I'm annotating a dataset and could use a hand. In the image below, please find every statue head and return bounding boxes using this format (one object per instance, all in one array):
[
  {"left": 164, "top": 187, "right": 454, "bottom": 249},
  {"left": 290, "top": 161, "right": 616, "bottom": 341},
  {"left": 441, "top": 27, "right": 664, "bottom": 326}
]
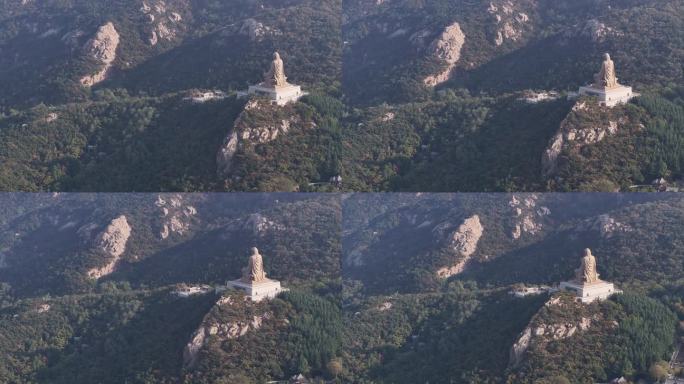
[
  {"left": 603, "top": 53, "right": 611, "bottom": 61},
  {"left": 273, "top": 52, "right": 281, "bottom": 61},
  {"left": 251, "top": 247, "right": 260, "bottom": 256},
  {"left": 583, "top": 248, "right": 593, "bottom": 258}
]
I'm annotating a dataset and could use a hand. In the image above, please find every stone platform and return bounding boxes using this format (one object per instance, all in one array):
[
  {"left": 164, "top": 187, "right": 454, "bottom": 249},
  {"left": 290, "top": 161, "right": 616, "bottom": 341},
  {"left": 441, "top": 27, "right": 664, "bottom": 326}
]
[
  {"left": 578, "top": 85, "right": 636, "bottom": 107},
  {"left": 248, "top": 83, "right": 305, "bottom": 106},
  {"left": 560, "top": 279, "right": 621, "bottom": 303},
  {"left": 228, "top": 278, "right": 286, "bottom": 302}
]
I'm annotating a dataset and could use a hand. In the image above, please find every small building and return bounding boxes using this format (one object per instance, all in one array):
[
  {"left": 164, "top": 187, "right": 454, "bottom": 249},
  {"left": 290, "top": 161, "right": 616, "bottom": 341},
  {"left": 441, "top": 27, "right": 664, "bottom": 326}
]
[
  {"left": 510, "top": 285, "right": 558, "bottom": 298},
  {"left": 183, "top": 90, "right": 228, "bottom": 103},
  {"left": 172, "top": 284, "right": 213, "bottom": 298}
]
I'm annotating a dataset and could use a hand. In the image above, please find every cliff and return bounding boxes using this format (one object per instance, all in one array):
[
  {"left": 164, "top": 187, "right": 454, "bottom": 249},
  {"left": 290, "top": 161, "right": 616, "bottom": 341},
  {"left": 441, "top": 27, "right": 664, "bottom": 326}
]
[
  {"left": 423, "top": 22, "right": 466, "bottom": 87},
  {"left": 80, "top": 22, "right": 120, "bottom": 87},
  {"left": 542, "top": 100, "right": 642, "bottom": 178},
  {"left": 86, "top": 215, "right": 132, "bottom": 279},
  {"left": 435, "top": 215, "right": 484, "bottom": 278}
]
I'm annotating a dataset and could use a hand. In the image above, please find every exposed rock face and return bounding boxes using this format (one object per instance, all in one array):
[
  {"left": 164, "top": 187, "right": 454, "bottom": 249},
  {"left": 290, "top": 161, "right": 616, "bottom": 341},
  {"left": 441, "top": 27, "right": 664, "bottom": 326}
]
[
  {"left": 239, "top": 18, "right": 270, "bottom": 42},
  {"left": 141, "top": 0, "right": 184, "bottom": 46},
  {"left": 436, "top": 215, "right": 483, "bottom": 278},
  {"left": 509, "top": 327, "right": 532, "bottom": 368},
  {"left": 80, "top": 22, "right": 120, "bottom": 87},
  {"left": 216, "top": 131, "right": 239, "bottom": 177},
  {"left": 216, "top": 100, "right": 310, "bottom": 178},
  {"left": 424, "top": 22, "right": 466, "bottom": 87},
  {"left": 583, "top": 214, "right": 633, "bottom": 238},
  {"left": 488, "top": 1, "right": 531, "bottom": 46},
  {"left": 221, "top": 213, "right": 284, "bottom": 240},
  {"left": 244, "top": 213, "right": 284, "bottom": 236},
  {"left": 582, "top": 19, "right": 616, "bottom": 42},
  {"left": 381, "top": 112, "right": 395, "bottom": 122},
  {"left": 509, "top": 195, "right": 550, "bottom": 240},
  {"left": 509, "top": 296, "right": 594, "bottom": 368},
  {"left": 36, "top": 304, "right": 51, "bottom": 313},
  {"left": 183, "top": 307, "right": 271, "bottom": 369},
  {"left": 183, "top": 326, "right": 207, "bottom": 368},
  {"left": 44, "top": 112, "right": 59, "bottom": 123},
  {"left": 87, "top": 215, "right": 131, "bottom": 279},
  {"left": 156, "top": 194, "right": 197, "bottom": 240},
  {"left": 542, "top": 102, "right": 624, "bottom": 177}
]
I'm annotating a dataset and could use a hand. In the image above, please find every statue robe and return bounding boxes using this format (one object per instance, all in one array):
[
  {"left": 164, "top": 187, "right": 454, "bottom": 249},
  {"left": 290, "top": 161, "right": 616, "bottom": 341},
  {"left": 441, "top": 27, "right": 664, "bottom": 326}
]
[
  {"left": 595, "top": 58, "right": 618, "bottom": 88},
  {"left": 576, "top": 251, "right": 599, "bottom": 283},
  {"left": 264, "top": 54, "right": 288, "bottom": 87},
  {"left": 243, "top": 250, "right": 266, "bottom": 282}
]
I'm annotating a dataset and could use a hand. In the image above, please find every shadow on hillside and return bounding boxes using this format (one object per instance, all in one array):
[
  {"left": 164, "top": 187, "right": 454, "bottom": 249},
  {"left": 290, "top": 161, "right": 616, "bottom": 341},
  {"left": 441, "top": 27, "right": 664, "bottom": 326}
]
[
  {"left": 370, "top": 292, "right": 547, "bottom": 382},
  {"left": 389, "top": 98, "right": 574, "bottom": 192},
  {"left": 35, "top": 292, "right": 217, "bottom": 383},
  {"left": 109, "top": 228, "right": 255, "bottom": 287},
  {"left": 104, "top": 32, "right": 263, "bottom": 96},
  {"left": 462, "top": 229, "right": 604, "bottom": 286},
  {"left": 448, "top": 35, "right": 599, "bottom": 94}
]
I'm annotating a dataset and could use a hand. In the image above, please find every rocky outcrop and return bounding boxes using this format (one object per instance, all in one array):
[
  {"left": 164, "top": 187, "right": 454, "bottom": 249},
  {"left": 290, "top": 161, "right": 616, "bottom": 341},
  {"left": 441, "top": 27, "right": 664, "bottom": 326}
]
[
  {"left": 36, "top": 304, "right": 51, "bottom": 313},
  {"left": 156, "top": 194, "right": 197, "bottom": 240},
  {"left": 582, "top": 19, "right": 615, "bottom": 42},
  {"left": 509, "top": 195, "right": 550, "bottom": 240},
  {"left": 509, "top": 296, "right": 596, "bottom": 368},
  {"left": 183, "top": 301, "right": 271, "bottom": 369},
  {"left": 239, "top": 18, "right": 270, "bottom": 42},
  {"left": 580, "top": 214, "right": 633, "bottom": 239},
  {"left": 436, "top": 215, "right": 483, "bottom": 278},
  {"left": 509, "top": 326, "right": 533, "bottom": 368},
  {"left": 542, "top": 102, "right": 626, "bottom": 178},
  {"left": 183, "top": 326, "right": 208, "bottom": 368},
  {"left": 217, "top": 17, "right": 275, "bottom": 42},
  {"left": 424, "top": 22, "right": 466, "bottom": 87},
  {"left": 87, "top": 215, "right": 131, "bottom": 279},
  {"left": 488, "top": 1, "right": 531, "bottom": 46},
  {"left": 221, "top": 213, "right": 284, "bottom": 239},
  {"left": 217, "top": 100, "right": 312, "bottom": 178},
  {"left": 216, "top": 131, "right": 240, "bottom": 177},
  {"left": 244, "top": 213, "right": 284, "bottom": 236},
  {"left": 141, "top": 0, "right": 184, "bottom": 46},
  {"left": 80, "top": 22, "right": 120, "bottom": 87}
]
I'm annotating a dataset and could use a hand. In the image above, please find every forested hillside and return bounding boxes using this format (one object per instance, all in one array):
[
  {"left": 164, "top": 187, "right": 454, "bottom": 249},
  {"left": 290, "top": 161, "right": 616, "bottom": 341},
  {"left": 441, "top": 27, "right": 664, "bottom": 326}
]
[
  {"left": 340, "top": 193, "right": 684, "bottom": 383},
  {"left": 0, "top": 193, "right": 343, "bottom": 383},
  {"left": 0, "top": 0, "right": 344, "bottom": 192},
  {"left": 1, "top": 0, "right": 683, "bottom": 191}
]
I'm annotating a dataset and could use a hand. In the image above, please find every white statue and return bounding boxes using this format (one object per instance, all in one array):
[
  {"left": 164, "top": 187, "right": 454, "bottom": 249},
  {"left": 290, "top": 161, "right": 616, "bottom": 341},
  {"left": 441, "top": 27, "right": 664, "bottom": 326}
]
[
  {"left": 575, "top": 248, "right": 600, "bottom": 284},
  {"left": 242, "top": 247, "right": 267, "bottom": 283},
  {"left": 594, "top": 53, "right": 619, "bottom": 89},
  {"left": 264, "top": 52, "right": 288, "bottom": 88}
]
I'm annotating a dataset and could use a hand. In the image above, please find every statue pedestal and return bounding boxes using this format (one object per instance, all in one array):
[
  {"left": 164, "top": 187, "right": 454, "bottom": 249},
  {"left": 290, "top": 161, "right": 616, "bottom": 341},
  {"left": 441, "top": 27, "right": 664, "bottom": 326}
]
[
  {"left": 560, "top": 280, "right": 621, "bottom": 303},
  {"left": 248, "top": 83, "right": 305, "bottom": 106},
  {"left": 227, "top": 278, "right": 286, "bottom": 302},
  {"left": 578, "top": 85, "right": 636, "bottom": 107}
]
